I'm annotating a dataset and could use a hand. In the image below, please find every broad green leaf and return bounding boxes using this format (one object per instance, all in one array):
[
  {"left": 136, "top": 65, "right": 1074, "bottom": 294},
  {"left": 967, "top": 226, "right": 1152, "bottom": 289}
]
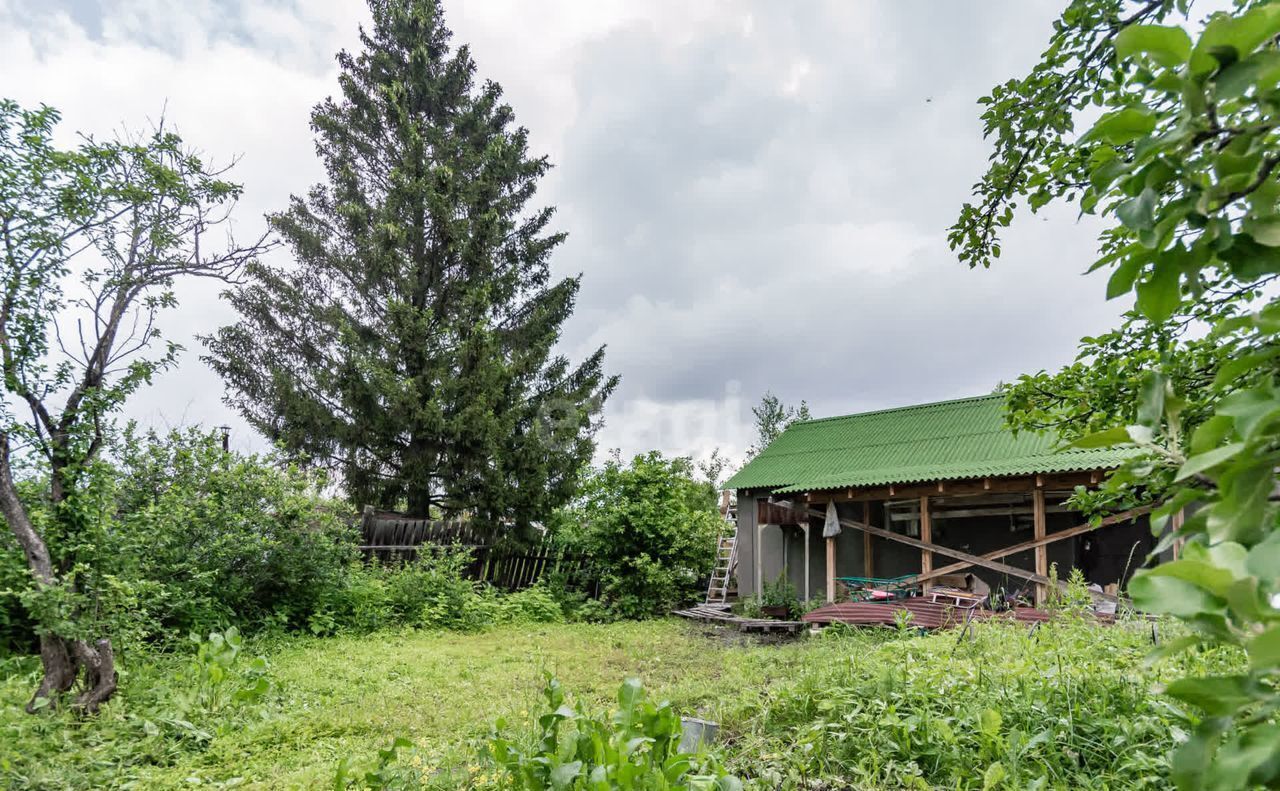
[
  {"left": 1206, "top": 723, "right": 1280, "bottom": 788},
  {"left": 1106, "top": 257, "right": 1142, "bottom": 299},
  {"left": 1248, "top": 626, "right": 1280, "bottom": 669},
  {"left": 982, "top": 762, "right": 1007, "bottom": 790},
  {"left": 1208, "top": 462, "right": 1276, "bottom": 543},
  {"left": 1171, "top": 718, "right": 1231, "bottom": 790},
  {"left": 617, "top": 677, "right": 643, "bottom": 716},
  {"left": 1175, "top": 442, "right": 1245, "bottom": 481},
  {"left": 1145, "top": 634, "right": 1203, "bottom": 666},
  {"left": 1192, "top": 6, "right": 1280, "bottom": 76},
  {"left": 1117, "top": 187, "right": 1157, "bottom": 231},
  {"left": 1228, "top": 577, "right": 1275, "bottom": 624},
  {"left": 1246, "top": 532, "right": 1280, "bottom": 578},
  {"left": 1129, "top": 572, "right": 1223, "bottom": 617},
  {"left": 1214, "top": 349, "right": 1280, "bottom": 389},
  {"left": 550, "top": 761, "right": 582, "bottom": 790},
  {"left": 1206, "top": 541, "right": 1250, "bottom": 578},
  {"left": 717, "top": 777, "right": 744, "bottom": 791},
  {"left": 1116, "top": 24, "right": 1193, "bottom": 67},
  {"left": 1088, "top": 107, "right": 1157, "bottom": 146},
  {"left": 1145, "top": 559, "right": 1237, "bottom": 598},
  {"left": 1164, "top": 675, "right": 1257, "bottom": 716},
  {"left": 1217, "top": 235, "right": 1280, "bottom": 280},
  {"left": 1216, "top": 50, "right": 1280, "bottom": 99},
  {"left": 1135, "top": 262, "right": 1181, "bottom": 322},
  {"left": 1219, "top": 386, "right": 1280, "bottom": 439},
  {"left": 1243, "top": 216, "right": 1280, "bottom": 246},
  {"left": 1136, "top": 371, "right": 1167, "bottom": 429},
  {"left": 1067, "top": 426, "right": 1133, "bottom": 448}
]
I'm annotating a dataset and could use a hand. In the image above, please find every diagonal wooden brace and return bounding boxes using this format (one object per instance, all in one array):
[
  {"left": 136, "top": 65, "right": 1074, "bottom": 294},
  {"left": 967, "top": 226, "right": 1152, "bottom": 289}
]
[
  {"left": 901, "top": 505, "right": 1153, "bottom": 586},
  {"left": 799, "top": 505, "right": 1125, "bottom": 602}
]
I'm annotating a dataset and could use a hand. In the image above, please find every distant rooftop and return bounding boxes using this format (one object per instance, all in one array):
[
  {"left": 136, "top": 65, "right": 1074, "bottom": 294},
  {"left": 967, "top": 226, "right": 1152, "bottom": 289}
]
[{"left": 724, "top": 394, "right": 1136, "bottom": 494}]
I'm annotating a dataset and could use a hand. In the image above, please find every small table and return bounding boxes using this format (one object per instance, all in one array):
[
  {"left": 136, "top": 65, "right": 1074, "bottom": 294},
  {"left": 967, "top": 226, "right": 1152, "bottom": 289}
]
[{"left": 927, "top": 588, "right": 986, "bottom": 610}]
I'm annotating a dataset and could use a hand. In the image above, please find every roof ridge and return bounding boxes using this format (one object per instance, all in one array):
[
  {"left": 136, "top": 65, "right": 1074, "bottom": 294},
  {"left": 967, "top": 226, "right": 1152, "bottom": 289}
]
[{"left": 793, "top": 393, "right": 1004, "bottom": 426}]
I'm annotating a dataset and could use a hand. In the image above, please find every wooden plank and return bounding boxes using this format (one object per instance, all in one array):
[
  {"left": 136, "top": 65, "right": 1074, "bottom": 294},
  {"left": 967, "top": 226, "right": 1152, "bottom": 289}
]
[
  {"left": 1033, "top": 488, "right": 1047, "bottom": 606},
  {"left": 900, "top": 505, "right": 1154, "bottom": 586},
  {"left": 825, "top": 536, "right": 835, "bottom": 604},
  {"left": 862, "top": 501, "right": 873, "bottom": 578},
  {"left": 798, "top": 505, "right": 1110, "bottom": 598},
  {"left": 919, "top": 495, "right": 932, "bottom": 593},
  {"left": 806, "top": 470, "right": 1106, "bottom": 503}
]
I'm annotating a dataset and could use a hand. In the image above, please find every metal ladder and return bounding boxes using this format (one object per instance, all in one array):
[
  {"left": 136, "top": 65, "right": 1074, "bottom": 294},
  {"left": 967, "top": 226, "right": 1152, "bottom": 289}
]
[{"left": 705, "top": 528, "right": 738, "bottom": 604}]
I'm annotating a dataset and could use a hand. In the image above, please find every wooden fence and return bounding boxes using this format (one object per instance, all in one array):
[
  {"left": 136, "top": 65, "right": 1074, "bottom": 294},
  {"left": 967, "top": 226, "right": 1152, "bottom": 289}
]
[{"left": 357, "top": 507, "right": 594, "bottom": 592}]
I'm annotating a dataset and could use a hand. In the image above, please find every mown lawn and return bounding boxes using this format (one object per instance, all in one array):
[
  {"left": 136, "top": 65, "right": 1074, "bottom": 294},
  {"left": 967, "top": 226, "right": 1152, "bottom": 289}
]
[{"left": 0, "top": 617, "right": 1242, "bottom": 790}]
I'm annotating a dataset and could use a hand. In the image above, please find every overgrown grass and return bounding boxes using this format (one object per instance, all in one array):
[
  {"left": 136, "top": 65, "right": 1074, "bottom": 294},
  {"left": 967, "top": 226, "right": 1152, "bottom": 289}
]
[{"left": 0, "top": 618, "right": 1245, "bottom": 790}]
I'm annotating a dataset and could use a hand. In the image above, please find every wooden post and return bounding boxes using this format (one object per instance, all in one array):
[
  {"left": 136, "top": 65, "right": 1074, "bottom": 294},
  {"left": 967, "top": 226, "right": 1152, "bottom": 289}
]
[
  {"left": 862, "top": 501, "right": 873, "bottom": 577},
  {"left": 1172, "top": 508, "right": 1186, "bottom": 560},
  {"left": 825, "top": 536, "right": 836, "bottom": 603},
  {"left": 919, "top": 495, "right": 932, "bottom": 593},
  {"left": 755, "top": 521, "right": 765, "bottom": 599},
  {"left": 1033, "top": 487, "right": 1047, "bottom": 605},
  {"left": 802, "top": 523, "right": 811, "bottom": 602}
]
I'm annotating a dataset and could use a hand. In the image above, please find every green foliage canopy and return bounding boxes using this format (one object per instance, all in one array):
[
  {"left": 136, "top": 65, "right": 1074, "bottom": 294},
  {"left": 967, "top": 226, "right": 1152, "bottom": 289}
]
[
  {"left": 956, "top": 1, "right": 1280, "bottom": 785},
  {"left": 556, "top": 452, "right": 722, "bottom": 619},
  {"left": 205, "top": 0, "right": 616, "bottom": 527}
]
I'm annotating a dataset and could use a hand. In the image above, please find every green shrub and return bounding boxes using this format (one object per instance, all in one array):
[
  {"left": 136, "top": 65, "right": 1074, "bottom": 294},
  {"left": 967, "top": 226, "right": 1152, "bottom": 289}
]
[
  {"left": 311, "top": 547, "right": 482, "bottom": 634},
  {"left": 109, "top": 427, "right": 357, "bottom": 636},
  {"left": 489, "top": 675, "right": 741, "bottom": 791},
  {"left": 1, "top": 427, "right": 357, "bottom": 652},
  {"left": 498, "top": 585, "right": 565, "bottom": 624},
  {"left": 761, "top": 569, "right": 800, "bottom": 617},
  {"left": 553, "top": 452, "right": 721, "bottom": 619}
]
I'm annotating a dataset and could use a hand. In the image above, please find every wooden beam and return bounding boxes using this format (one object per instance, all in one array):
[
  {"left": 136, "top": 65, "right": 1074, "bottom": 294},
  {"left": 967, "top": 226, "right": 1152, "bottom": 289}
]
[
  {"left": 1033, "top": 487, "right": 1047, "bottom": 606},
  {"left": 862, "top": 501, "right": 873, "bottom": 578},
  {"left": 801, "top": 506, "right": 1061, "bottom": 590},
  {"left": 803, "top": 523, "right": 811, "bottom": 602},
  {"left": 825, "top": 536, "right": 836, "bottom": 603},
  {"left": 919, "top": 495, "right": 932, "bottom": 593},
  {"left": 802, "top": 470, "right": 1109, "bottom": 504},
  {"left": 755, "top": 521, "right": 765, "bottom": 599},
  {"left": 901, "top": 505, "right": 1154, "bottom": 585}
]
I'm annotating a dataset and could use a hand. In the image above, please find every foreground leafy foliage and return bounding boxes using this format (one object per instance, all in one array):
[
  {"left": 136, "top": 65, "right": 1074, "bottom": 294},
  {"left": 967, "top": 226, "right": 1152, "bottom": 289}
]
[
  {"left": 956, "top": 2, "right": 1280, "bottom": 785},
  {"left": 489, "top": 676, "right": 740, "bottom": 790}
]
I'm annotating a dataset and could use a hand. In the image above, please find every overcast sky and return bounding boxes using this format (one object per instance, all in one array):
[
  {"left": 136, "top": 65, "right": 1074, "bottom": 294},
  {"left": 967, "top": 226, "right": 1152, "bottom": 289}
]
[{"left": 1, "top": 0, "right": 1127, "bottom": 468}]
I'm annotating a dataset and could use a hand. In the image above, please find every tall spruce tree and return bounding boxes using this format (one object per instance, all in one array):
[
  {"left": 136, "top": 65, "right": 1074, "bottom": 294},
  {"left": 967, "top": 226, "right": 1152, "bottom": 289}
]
[{"left": 204, "top": 0, "right": 615, "bottom": 525}]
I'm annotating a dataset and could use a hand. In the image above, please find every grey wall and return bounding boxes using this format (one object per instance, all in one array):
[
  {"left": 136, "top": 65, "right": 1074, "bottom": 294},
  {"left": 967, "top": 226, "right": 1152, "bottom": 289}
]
[{"left": 735, "top": 492, "right": 825, "bottom": 599}]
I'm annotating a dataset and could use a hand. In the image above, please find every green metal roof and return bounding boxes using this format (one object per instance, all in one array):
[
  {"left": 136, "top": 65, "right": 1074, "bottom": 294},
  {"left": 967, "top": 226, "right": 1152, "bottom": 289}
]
[{"left": 724, "top": 394, "right": 1136, "bottom": 494}]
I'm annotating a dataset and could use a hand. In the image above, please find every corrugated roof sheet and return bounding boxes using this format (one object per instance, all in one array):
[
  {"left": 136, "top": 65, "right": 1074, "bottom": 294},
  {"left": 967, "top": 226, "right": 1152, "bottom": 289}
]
[{"left": 724, "top": 394, "right": 1137, "bottom": 493}]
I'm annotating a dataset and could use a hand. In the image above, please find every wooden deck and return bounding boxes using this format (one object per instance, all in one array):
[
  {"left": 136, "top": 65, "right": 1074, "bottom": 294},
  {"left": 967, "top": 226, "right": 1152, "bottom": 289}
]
[{"left": 673, "top": 604, "right": 807, "bottom": 634}]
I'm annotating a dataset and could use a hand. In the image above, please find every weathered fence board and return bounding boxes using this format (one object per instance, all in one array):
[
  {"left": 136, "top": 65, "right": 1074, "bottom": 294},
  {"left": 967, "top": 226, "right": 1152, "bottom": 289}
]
[{"left": 356, "top": 506, "right": 594, "bottom": 592}]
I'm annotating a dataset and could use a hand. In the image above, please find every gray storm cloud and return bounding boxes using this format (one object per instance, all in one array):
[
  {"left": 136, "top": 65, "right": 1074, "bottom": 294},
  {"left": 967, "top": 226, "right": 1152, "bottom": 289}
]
[{"left": 2, "top": 0, "right": 1127, "bottom": 466}]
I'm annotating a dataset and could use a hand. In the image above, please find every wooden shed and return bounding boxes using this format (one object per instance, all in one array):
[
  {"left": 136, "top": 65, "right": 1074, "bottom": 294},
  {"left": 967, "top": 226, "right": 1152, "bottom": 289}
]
[{"left": 724, "top": 394, "right": 1156, "bottom": 606}]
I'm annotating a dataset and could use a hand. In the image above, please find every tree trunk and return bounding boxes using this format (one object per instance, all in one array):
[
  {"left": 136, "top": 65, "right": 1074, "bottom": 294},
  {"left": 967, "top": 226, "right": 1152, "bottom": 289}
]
[{"left": 0, "top": 436, "right": 118, "bottom": 713}]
